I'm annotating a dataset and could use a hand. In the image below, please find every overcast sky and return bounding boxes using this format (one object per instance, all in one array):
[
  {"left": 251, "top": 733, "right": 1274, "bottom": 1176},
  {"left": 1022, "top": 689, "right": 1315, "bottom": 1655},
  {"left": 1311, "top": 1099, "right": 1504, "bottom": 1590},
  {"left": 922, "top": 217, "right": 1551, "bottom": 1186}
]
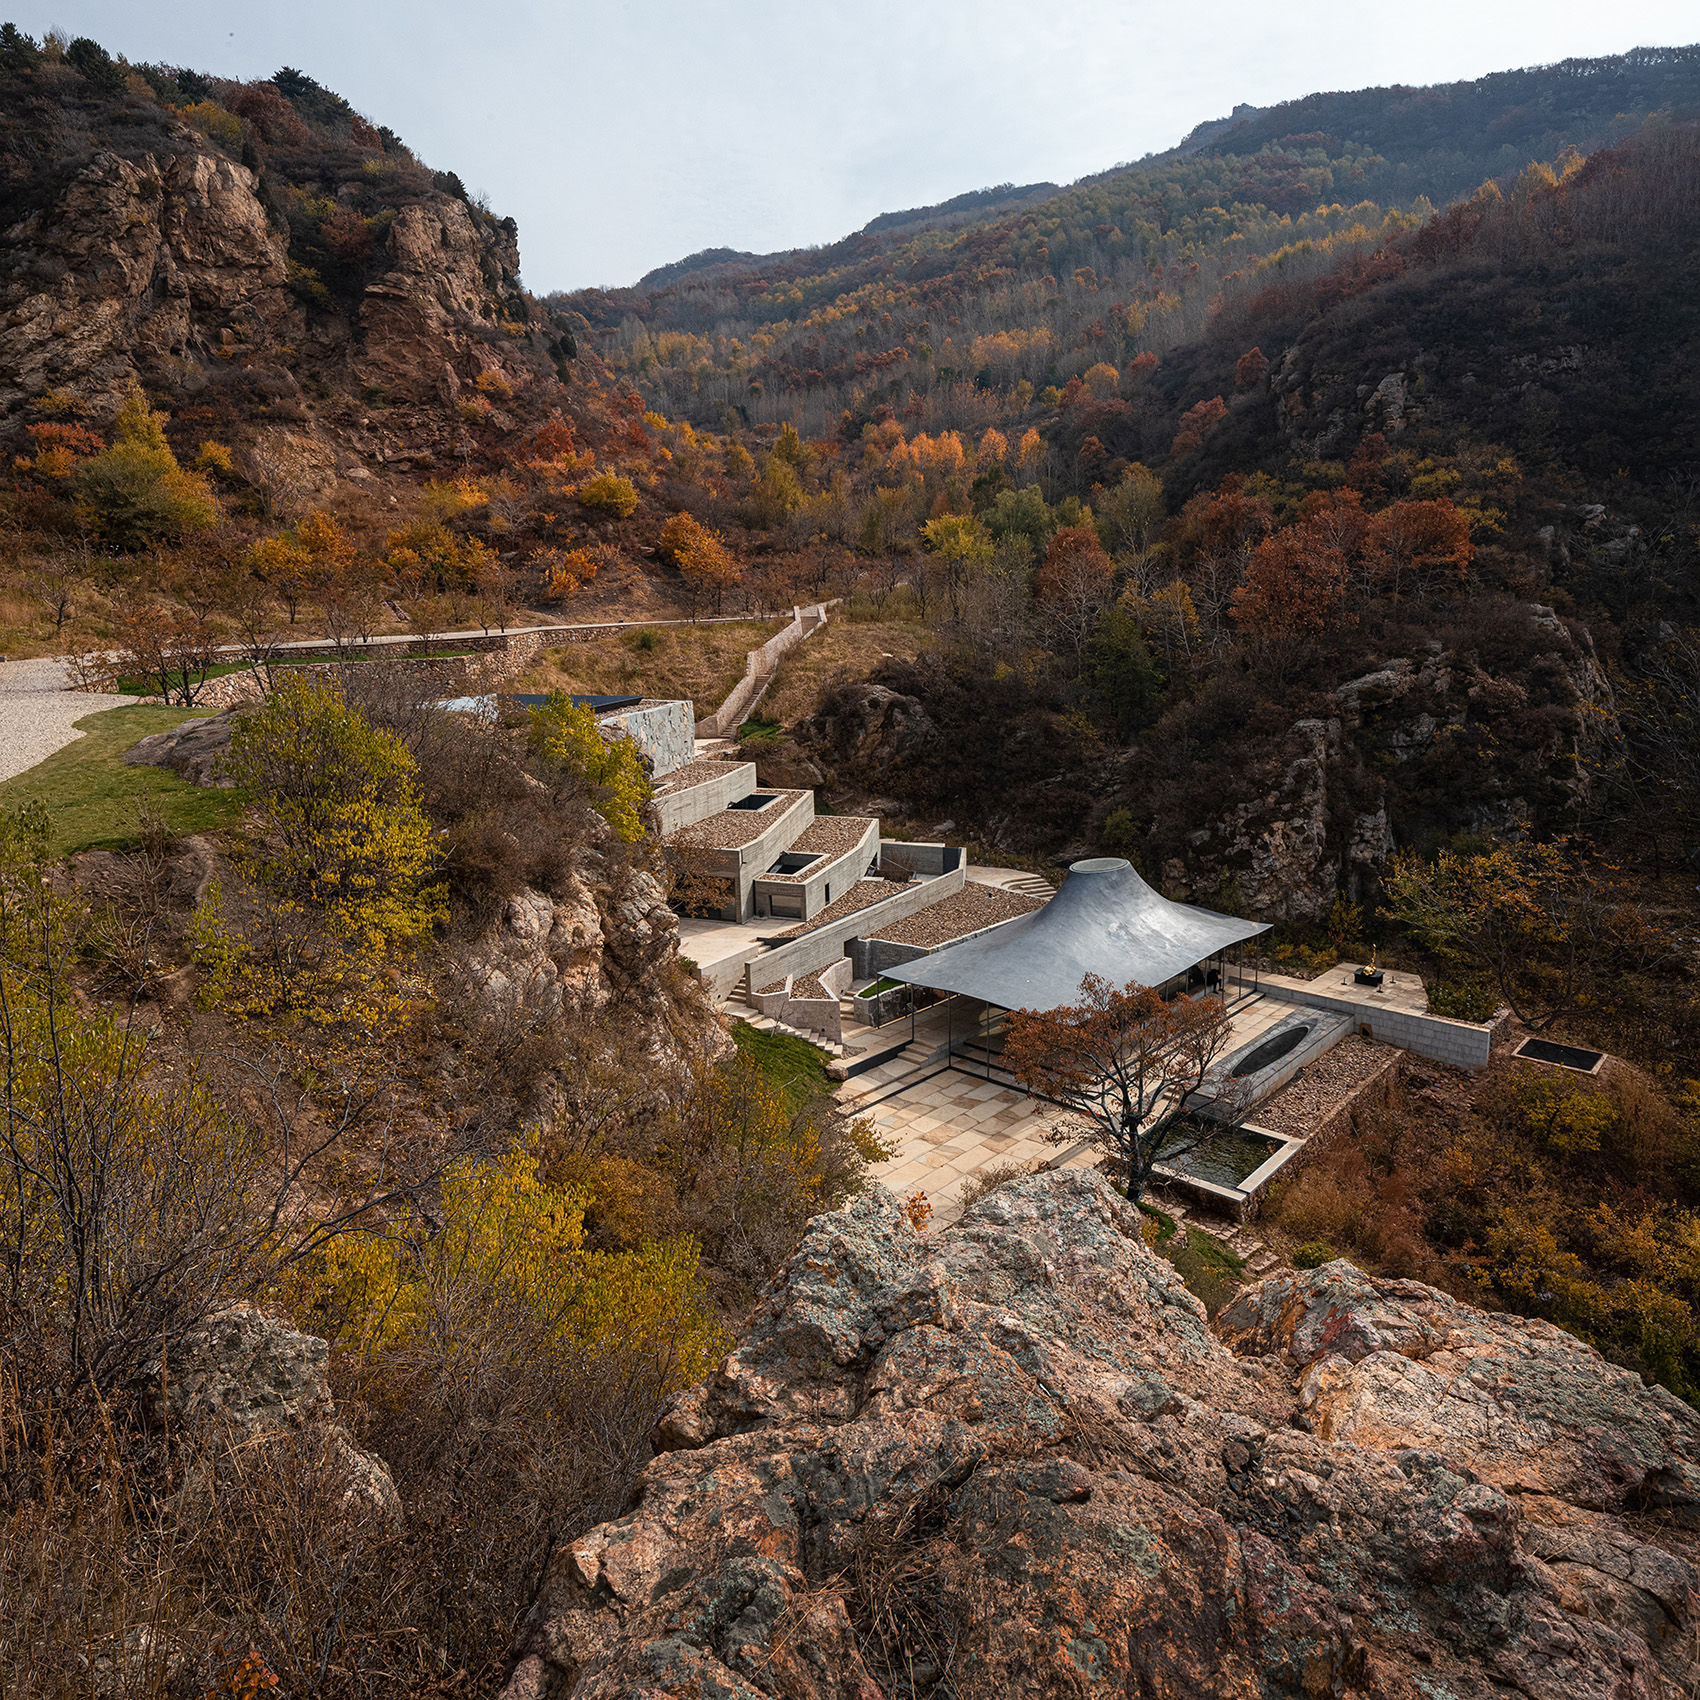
[{"left": 40, "top": 1, "right": 1700, "bottom": 292}]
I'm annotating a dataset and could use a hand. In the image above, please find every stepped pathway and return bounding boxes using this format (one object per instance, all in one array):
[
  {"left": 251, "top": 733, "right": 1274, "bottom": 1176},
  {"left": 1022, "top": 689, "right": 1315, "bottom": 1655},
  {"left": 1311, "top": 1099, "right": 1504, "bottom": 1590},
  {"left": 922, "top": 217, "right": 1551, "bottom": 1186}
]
[
  {"left": 722, "top": 993, "right": 854, "bottom": 1058},
  {"left": 1143, "top": 1187, "right": 1286, "bottom": 1279}
]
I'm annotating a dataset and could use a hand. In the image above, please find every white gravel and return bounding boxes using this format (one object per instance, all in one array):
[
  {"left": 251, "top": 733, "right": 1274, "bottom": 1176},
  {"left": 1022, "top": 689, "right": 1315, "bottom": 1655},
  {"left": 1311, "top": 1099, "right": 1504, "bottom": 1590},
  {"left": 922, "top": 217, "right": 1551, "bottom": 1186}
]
[{"left": 0, "top": 658, "right": 136, "bottom": 784}]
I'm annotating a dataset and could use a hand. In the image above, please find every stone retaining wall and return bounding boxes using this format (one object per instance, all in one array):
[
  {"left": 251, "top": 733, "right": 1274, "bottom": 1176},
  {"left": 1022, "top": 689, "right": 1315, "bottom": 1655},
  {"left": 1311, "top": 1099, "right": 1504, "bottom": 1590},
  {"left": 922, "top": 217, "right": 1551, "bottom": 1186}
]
[
  {"left": 1251, "top": 978, "right": 1494, "bottom": 1068},
  {"left": 695, "top": 604, "right": 831, "bottom": 737}
]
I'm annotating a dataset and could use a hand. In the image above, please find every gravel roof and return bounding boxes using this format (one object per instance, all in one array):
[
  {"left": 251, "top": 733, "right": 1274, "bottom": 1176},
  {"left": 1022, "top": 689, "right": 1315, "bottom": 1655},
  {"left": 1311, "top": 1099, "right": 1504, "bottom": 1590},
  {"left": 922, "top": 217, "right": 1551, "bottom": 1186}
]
[
  {"left": 789, "top": 815, "right": 876, "bottom": 854},
  {"left": 868, "top": 884, "right": 1043, "bottom": 948},
  {"left": 773, "top": 878, "right": 910, "bottom": 938},
  {"left": 665, "top": 789, "right": 809, "bottom": 850},
  {"left": 1251, "top": 1036, "right": 1395, "bottom": 1137},
  {"left": 654, "top": 756, "right": 749, "bottom": 796},
  {"left": 760, "top": 817, "right": 878, "bottom": 883}
]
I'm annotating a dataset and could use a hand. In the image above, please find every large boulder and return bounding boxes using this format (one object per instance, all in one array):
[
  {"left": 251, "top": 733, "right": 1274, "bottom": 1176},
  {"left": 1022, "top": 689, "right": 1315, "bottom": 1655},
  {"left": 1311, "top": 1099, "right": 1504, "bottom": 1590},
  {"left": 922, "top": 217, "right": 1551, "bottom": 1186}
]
[
  {"left": 497, "top": 1173, "right": 1700, "bottom": 1698},
  {"left": 122, "top": 712, "right": 236, "bottom": 786},
  {"left": 136, "top": 1306, "right": 402, "bottom": 1534},
  {"left": 1219, "top": 1260, "right": 1700, "bottom": 1522}
]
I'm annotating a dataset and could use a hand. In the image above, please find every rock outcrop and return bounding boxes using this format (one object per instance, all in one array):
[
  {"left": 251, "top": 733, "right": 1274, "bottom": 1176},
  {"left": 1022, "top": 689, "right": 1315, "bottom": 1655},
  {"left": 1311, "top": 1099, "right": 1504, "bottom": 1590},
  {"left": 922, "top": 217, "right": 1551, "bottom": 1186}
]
[
  {"left": 1166, "top": 607, "right": 1607, "bottom": 921},
  {"left": 0, "top": 143, "right": 294, "bottom": 412},
  {"left": 122, "top": 711, "right": 237, "bottom": 786},
  {"left": 0, "top": 120, "right": 552, "bottom": 465},
  {"left": 136, "top": 1305, "right": 403, "bottom": 1533},
  {"left": 499, "top": 1172, "right": 1700, "bottom": 1698}
]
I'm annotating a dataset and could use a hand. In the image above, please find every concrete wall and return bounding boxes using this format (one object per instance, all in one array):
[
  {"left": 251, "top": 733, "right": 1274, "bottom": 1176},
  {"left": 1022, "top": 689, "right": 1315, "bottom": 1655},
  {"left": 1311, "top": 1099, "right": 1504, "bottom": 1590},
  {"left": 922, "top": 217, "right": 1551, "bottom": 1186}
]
[
  {"left": 848, "top": 937, "right": 930, "bottom": 980},
  {"left": 746, "top": 856, "right": 967, "bottom": 993},
  {"left": 696, "top": 604, "right": 831, "bottom": 738},
  {"left": 601, "top": 699, "right": 693, "bottom": 779},
  {"left": 749, "top": 956, "right": 852, "bottom": 1045},
  {"left": 751, "top": 818, "right": 879, "bottom": 922},
  {"left": 846, "top": 904, "right": 1020, "bottom": 982},
  {"left": 675, "top": 791, "right": 814, "bottom": 922},
  {"left": 877, "top": 840, "right": 962, "bottom": 877},
  {"left": 654, "top": 762, "right": 756, "bottom": 835},
  {"left": 1249, "top": 977, "right": 1493, "bottom": 1068}
]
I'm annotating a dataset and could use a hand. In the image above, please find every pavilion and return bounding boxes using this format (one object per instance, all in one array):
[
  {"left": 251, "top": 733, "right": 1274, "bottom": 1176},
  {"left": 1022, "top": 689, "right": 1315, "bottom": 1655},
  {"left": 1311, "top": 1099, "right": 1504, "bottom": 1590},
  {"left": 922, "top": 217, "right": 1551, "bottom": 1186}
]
[{"left": 882, "top": 857, "right": 1270, "bottom": 1016}]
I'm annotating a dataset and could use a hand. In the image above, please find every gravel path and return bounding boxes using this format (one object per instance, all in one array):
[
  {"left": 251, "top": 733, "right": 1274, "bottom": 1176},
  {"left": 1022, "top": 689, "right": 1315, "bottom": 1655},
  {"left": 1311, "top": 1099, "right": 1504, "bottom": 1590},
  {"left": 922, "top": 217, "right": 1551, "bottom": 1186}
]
[{"left": 0, "top": 659, "right": 136, "bottom": 784}]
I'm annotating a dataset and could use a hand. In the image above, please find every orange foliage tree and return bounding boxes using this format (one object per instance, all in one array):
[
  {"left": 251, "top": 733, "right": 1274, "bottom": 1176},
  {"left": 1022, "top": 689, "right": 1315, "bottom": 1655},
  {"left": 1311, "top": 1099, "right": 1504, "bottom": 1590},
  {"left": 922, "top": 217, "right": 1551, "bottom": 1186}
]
[
  {"left": 1003, "top": 974, "right": 1238, "bottom": 1201},
  {"left": 1231, "top": 521, "right": 1353, "bottom": 637},
  {"left": 1171, "top": 395, "right": 1227, "bottom": 456},
  {"left": 1366, "top": 499, "right": 1475, "bottom": 598},
  {"left": 1235, "top": 347, "right": 1269, "bottom": 390},
  {"left": 660, "top": 512, "right": 740, "bottom": 613}
]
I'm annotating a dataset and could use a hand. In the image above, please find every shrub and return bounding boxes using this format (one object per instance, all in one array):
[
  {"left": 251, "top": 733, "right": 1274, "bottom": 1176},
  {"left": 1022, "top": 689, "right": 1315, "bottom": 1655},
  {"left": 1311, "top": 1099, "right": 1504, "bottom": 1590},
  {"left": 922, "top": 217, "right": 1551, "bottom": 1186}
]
[
  {"left": 527, "top": 692, "right": 652, "bottom": 842},
  {"left": 320, "top": 206, "right": 373, "bottom": 266},
  {"left": 957, "top": 1159, "right": 1041, "bottom": 1211},
  {"left": 1293, "top": 1240, "right": 1337, "bottom": 1269},
  {"left": 1429, "top": 978, "right": 1499, "bottom": 1022},
  {"left": 71, "top": 381, "right": 218, "bottom": 548},
  {"left": 181, "top": 98, "right": 242, "bottom": 145},
  {"left": 576, "top": 472, "right": 639, "bottom": 520},
  {"left": 194, "top": 677, "right": 447, "bottom": 1027}
]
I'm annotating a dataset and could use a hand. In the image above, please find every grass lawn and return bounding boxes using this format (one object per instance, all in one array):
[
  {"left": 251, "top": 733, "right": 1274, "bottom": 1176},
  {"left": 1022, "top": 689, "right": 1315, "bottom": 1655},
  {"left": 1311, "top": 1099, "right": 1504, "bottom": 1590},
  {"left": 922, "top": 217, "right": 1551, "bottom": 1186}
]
[
  {"left": 0, "top": 706, "right": 243, "bottom": 854},
  {"left": 1161, "top": 1221, "right": 1249, "bottom": 1318},
  {"left": 732, "top": 1019, "right": 836, "bottom": 1114}
]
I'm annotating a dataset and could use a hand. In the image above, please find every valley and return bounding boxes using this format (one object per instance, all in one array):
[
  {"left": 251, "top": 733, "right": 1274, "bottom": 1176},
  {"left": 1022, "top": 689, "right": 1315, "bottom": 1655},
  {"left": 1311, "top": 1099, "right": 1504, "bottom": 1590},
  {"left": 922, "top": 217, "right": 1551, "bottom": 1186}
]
[{"left": 0, "top": 23, "right": 1697, "bottom": 1700}]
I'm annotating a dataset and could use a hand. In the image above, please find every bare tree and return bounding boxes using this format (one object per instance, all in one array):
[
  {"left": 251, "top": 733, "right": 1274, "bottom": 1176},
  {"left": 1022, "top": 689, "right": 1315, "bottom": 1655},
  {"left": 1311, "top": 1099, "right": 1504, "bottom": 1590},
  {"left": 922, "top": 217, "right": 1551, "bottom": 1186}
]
[{"left": 1003, "top": 973, "right": 1238, "bottom": 1201}]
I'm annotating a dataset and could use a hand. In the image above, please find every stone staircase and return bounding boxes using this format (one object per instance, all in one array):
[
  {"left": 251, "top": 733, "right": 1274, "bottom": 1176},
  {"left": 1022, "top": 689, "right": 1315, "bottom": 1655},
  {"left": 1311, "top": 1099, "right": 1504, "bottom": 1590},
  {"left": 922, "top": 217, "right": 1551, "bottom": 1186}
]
[
  {"left": 1002, "top": 873, "right": 1058, "bottom": 899},
  {"left": 722, "top": 994, "right": 854, "bottom": 1057},
  {"left": 1143, "top": 1188, "right": 1285, "bottom": 1280}
]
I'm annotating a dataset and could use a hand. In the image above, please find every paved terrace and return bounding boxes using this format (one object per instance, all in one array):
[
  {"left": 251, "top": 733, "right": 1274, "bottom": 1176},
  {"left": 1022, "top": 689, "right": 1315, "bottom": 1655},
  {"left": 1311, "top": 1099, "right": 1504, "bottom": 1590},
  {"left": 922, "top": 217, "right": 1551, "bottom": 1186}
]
[{"left": 840, "top": 990, "right": 1302, "bottom": 1225}]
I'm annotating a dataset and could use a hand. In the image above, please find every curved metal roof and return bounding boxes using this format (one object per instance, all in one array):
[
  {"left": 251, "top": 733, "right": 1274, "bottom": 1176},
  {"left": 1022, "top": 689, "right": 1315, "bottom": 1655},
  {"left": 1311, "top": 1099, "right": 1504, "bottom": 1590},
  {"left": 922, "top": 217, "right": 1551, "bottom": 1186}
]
[{"left": 883, "top": 858, "right": 1269, "bottom": 1011}]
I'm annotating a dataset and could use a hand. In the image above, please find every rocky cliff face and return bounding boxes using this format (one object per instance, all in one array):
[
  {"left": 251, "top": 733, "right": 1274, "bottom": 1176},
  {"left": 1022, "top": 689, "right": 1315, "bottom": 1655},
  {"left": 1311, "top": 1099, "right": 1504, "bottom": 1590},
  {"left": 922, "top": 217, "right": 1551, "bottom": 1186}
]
[
  {"left": 1165, "top": 604, "right": 1607, "bottom": 920},
  {"left": 498, "top": 1172, "right": 1700, "bottom": 1698},
  {"left": 0, "top": 120, "right": 551, "bottom": 472},
  {"left": 795, "top": 604, "right": 1603, "bottom": 921}
]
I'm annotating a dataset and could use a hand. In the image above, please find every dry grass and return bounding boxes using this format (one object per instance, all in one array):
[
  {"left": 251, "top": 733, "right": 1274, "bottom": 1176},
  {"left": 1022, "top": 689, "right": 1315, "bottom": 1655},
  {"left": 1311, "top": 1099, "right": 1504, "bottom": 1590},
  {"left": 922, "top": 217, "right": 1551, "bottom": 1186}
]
[
  {"left": 761, "top": 618, "right": 932, "bottom": 727},
  {"left": 512, "top": 618, "right": 785, "bottom": 718},
  {"left": 0, "top": 588, "right": 59, "bottom": 658}
]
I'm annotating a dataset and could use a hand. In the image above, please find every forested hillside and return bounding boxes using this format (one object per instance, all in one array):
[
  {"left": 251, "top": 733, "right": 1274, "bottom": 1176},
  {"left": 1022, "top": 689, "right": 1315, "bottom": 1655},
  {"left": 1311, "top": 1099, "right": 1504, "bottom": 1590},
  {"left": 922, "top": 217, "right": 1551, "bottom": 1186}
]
[{"left": 558, "top": 44, "right": 1700, "bottom": 439}]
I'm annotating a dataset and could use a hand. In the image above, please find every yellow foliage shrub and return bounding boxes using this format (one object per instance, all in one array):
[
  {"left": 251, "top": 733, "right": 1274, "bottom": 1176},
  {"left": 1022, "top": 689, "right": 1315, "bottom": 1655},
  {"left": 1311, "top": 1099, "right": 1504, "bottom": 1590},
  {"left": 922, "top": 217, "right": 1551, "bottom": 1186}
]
[
  {"left": 576, "top": 472, "right": 640, "bottom": 520},
  {"left": 528, "top": 691, "right": 652, "bottom": 842},
  {"left": 304, "top": 1148, "right": 727, "bottom": 1384},
  {"left": 181, "top": 99, "right": 242, "bottom": 145}
]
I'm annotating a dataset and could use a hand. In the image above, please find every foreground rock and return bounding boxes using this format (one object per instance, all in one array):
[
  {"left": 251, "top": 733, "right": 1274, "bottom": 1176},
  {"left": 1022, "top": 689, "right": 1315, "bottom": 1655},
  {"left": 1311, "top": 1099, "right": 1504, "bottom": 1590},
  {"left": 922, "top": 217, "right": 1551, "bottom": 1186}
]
[
  {"left": 499, "top": 1172, "right": 1700, "bottom": 1699},
  {"left": 136, "top": 1305, "right": 402, "bottom": 1533}
]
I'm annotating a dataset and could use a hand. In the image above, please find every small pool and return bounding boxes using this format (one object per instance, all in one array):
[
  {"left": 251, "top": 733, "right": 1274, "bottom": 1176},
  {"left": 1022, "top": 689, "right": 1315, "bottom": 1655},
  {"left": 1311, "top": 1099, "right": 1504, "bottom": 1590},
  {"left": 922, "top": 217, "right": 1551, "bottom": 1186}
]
[
  {"left": 1231, "top": 1023, "right": 1312, "bottom": 1078},
  {"left": 1156, "top": 1120, "right": 1282, "bottom": 1188}
]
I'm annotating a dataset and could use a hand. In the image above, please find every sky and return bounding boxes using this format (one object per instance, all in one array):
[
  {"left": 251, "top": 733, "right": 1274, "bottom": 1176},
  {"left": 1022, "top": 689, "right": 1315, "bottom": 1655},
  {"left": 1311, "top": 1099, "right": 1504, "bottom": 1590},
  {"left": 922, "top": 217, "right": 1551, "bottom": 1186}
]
[{"left": 39, "top": 1, "right": 1700, "bottom": 292}]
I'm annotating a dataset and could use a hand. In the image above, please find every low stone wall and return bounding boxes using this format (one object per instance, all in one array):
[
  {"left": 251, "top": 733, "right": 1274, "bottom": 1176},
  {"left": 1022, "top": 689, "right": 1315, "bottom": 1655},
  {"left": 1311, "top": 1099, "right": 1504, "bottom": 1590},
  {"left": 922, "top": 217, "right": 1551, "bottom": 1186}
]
[
  {"left": 1252, "top": 978, "right": 1493, "bottom": 1069},
  {"left": 696, "top": 604, "right": 831, "bottom": 738},
  {"left": 1283, "top": 1047, "right": 1404, "bottom": 1162},
  {"left": 186, "top": 653, "right": 502, "bottom": 711}
]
